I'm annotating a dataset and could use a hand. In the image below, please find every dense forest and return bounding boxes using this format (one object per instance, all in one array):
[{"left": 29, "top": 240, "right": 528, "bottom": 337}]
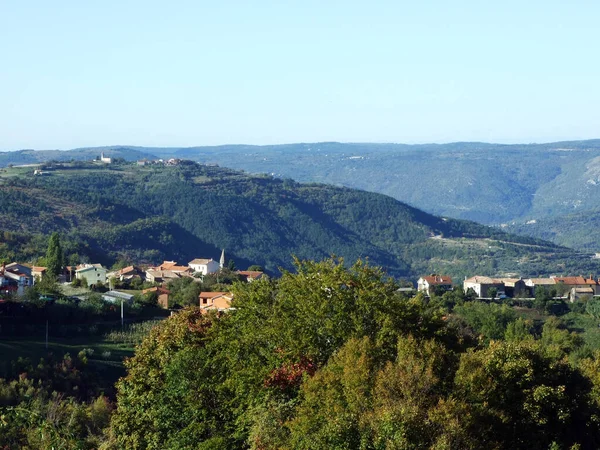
[
  {"left": 3, "top": 258, "right": 600, "bottom": 449},
  {"left": 5, "top": 140, "right": 600, "bottom": 251},
  {"left": 0, "top": 161, "right": 594, "bottom": 279}
]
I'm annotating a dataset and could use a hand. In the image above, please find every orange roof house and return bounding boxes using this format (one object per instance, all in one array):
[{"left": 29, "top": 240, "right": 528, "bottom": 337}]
[
  {"left": 237, "top": 270, "right": 265, "bottom": 282},
  {"left": 143, "top": 286, "right": 171, "bottom": 308},
  {"left": 198, "top": 291, "right": 234, "bottom": 313},
  {"left": 417, "top": 275, "right": 453, "bottom": 296}
]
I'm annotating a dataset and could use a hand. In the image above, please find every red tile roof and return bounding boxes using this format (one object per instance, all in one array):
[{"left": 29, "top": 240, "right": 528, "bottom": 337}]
[
  {"left": 421, "top": 275, "right": 452, "bottom": 285},
  {"left": 237, "top": 270, "right": 264, "bottom": 279},
  {"left": 552, "top": 276, "right": 597, "bottom": 286}
]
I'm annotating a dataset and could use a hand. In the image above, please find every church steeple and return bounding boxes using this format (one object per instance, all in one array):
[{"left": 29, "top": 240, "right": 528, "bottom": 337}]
[{"left": 220, "top": 249, "right": 225, "bottom": 269}]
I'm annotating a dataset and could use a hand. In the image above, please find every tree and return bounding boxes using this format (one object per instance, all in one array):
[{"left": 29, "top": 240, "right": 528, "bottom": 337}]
[
  {"left": 108, "top": 309, "right": 231, "bottom": 449},
  {"left": 227, "top": 259, "right": 237, "bottom": 271},
  {"left": 247, "top": 265, "right": 264, "bottom": 272},
  {"left": 454, "top": 302, "right": 516, "bottom": 340},
  {"left": 454, "top": 340, "right": 595, "bottom": 449},
  {"left": 586, "top": 298, "right": 600, "bottom": 320},
  {"left": 45, "top": 232, "right": 64, "bottom": 277}
]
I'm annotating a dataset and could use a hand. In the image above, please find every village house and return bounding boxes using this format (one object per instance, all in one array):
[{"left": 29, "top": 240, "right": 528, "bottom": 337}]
[
  {"left": 417, "top": 274, "right": 453, "bottom": 296},
  {"left": 551, "top": 276, "right": 599, "bottom": 301},
  {"left": 525, "top": 278, "right": 556, "bottom": 291},
  {"left": 463, "top": 276, "right": 506, "bottom": 298},
  {"left": 496, "top": 278, "right": 529, "bottom": 298},
  {"left": 108, "top": 265, "right": 143, "bottom": 282},
  {"left": 237, "top": 270, "right": 265, "bottom": 282},
  {"left": 31, "top": 266, "right": 47, "bottom": 280},
  {"left": 143, "top": 286, "right": 171, "bottom": 309},
  {"left": 145, "top": 269, "right": 183, "bottom": 284},
  {"left": 188, "top": 258, "right": 220, "bottom": 275},
  {"left": 145, "top": 261, "right": 192, "bottom": 283},
  {"left": 75, "top": 264, "right": 108, "bottom": 286},
  {"left": 155, "top": 261, "right": 192, "bottom": 274},
  {"left": 199, "top": 291, "right": 234, "bottom": 314},
  {"left": 1, "top": 263, "right": 34, "bottom": 295},
  {"left": 551, "top": 276, "right": 598, "bottom": 294}
]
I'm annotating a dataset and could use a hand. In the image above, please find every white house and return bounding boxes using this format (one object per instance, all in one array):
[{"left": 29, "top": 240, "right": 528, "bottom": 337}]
[
  {"left": 188, "top": 258, "right": 220, "bottom": 275},
  {"left": 417, "top": 275, "right": 453, "bottom": 296},
  {"left": 100, "top": 152, "right": 112, "bottom": 164}
]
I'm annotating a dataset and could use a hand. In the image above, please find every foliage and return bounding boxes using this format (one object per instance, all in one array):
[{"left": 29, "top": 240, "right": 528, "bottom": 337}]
[
  {"left": 45, "top": 232, "right": 64, "bottom": 277},
  {"left": 454, "top": 301, "right": 517, "bottom": 340},
  {"left": 2, "top": 256, "right": 600, "bottom": 448},
  {"left": 0, "top": 352, "right": 113, "bottom": 449}
]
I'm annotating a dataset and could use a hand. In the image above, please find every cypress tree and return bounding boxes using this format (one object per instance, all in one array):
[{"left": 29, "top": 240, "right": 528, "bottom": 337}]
[{"left": 45, "top": 232, "right": 64, "bottom": 277}]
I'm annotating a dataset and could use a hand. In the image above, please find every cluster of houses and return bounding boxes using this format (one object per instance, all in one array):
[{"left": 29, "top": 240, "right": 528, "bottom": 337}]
[
  {"left": 417, "top": 274, "right": 600, "bottom": 302},
  {"left": 136, "top": 158, "right": 183, "bottom": 166},
  {"left": 0, "top": 247, "right": 265, "bottom": 315},
  {"left": 0, "top": 263, "right": 47, "bottom": 295},
  {"left": 70, "top": 251, "right": 264, "bottom": 311}
]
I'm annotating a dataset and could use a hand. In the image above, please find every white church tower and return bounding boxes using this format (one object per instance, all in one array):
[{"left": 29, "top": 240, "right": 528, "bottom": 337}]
[{"left": 219, "top": 249, "right": 225, "bottom": 269}]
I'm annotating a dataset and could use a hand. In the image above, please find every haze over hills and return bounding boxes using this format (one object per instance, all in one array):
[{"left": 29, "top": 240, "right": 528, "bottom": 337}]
[
  {"left": 0, "top": 160, "right": 594, "bottom": 280},
  {"left": 5, "top": 139, "right": 600, "bottom": 251}
]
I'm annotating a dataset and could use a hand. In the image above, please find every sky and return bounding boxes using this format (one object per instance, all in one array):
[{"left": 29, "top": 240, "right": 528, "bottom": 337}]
[{"left": 1, "top": 0, "right": 599, "bottom": 150}]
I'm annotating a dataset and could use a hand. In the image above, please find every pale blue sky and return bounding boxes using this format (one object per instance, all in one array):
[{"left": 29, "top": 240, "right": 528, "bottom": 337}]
[{"left": 1, "top": 1, "right": 598, "bottom": 150}]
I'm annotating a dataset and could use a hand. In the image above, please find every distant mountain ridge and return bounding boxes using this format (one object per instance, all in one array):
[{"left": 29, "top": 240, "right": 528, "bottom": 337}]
[{"left": 5, "top": 139, "right": 600, "bottom": 251}]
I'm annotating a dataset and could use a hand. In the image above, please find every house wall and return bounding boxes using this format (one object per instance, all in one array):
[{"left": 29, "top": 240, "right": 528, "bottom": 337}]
[
  {"left": 158, "top": 293, "right": 169, "bottom": 308},
  {"left": 463, "top": 281, "right": 482, "bottom": 297},
  {"left": 191, "top": 261, "right": 220, "bottom": 275},
  {"left": 464, "top": 282, "right": 503, "bottom": 298},
  {"left": 76, "top": 268, "right": 107, "bottom": 285}
]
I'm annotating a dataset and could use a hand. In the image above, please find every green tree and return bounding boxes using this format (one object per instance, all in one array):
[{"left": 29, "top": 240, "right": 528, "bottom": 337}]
[
  {"left": 586, "top": 298, "right": 600, "bottom": 320},
  {"left": 504, "top": 317, "right": 533, "bottom": 342},
  {"left": 454, "top": 301, "right": 516, "bottom": 340},
  {"left": 45, "top": 232, "right": 64, "bottom": 277},
  {"left": 108, "top": 309, "right": 231, "bottom": 449},
  {"left": 454, "top": 340, "right": 595, "bottom": 449}
]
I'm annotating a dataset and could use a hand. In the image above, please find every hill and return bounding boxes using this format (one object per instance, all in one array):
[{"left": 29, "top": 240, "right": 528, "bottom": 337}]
[
  {"left": 6, "top": 140, "right": 600, "bottom": 250},
  {"left": 0, "top": 146, "right": 156, "bottom": 166},
  {"left": 0, "top": 161, "right": 593, "bottom": 279},
  {"left": 506, "top": 208, "right": 600, "bottom": 252}
]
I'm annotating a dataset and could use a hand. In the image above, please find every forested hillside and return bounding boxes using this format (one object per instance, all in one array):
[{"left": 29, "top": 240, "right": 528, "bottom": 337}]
[
  {"left": 507, "top": 208, "right": 600, "bottom": 251},
  {"left": 0, "top": 161, "right": 593, "bottom": 279},
  {"left": 148, "top": 140, "right": 600, "bottom": 225},
  {"left": 5, "top": 140, "right": 600, "bottom": 251}
]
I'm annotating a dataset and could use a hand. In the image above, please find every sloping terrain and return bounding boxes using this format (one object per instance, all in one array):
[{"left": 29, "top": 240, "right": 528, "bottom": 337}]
[
  {"left": 0, "top": 161, "right": 593, "bottom": 279},
  {"left": 5, "top": 141, "right": 600, "bottom": 251}
]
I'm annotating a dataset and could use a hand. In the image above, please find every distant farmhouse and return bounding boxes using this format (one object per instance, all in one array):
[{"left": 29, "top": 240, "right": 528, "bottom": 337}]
[{"left": 417, "top": 275, "right": 452, "bottom": 296}]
